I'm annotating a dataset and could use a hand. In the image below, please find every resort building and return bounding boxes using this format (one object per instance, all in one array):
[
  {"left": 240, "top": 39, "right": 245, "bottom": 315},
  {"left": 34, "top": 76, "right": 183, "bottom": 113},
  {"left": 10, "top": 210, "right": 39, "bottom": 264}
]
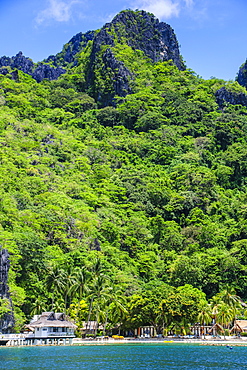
[
  {"left": 24, "top": 311, "right": 77, "bottom": 345},
  {"left": 134, "top": 326, "right": 157, "bottom": 338},
  {"left": 232, "top": 320, "right": 247, "bottom": 333},
  {"left": 81, "top": 321, "right": 104, "bottom": 337}
]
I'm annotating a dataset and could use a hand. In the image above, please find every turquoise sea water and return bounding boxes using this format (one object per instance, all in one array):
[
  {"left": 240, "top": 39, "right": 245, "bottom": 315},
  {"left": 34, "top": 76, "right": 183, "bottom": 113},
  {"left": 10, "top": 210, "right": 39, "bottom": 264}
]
[{"left": 1, "top": 343, "right": 247, "bottom": 370}]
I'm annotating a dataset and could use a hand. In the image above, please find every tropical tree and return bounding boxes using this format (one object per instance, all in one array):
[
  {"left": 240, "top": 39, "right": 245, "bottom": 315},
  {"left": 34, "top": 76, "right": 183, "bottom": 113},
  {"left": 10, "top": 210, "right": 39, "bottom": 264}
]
[
  {"left": 107, "top": 286, "right": 128, "bottom": 335},
  {"left": 30, "top": 296, "right": 47, "bottom": 316},
  {"left": 63, "top": 267, "right": 78, "bottom": 314},
  {"left": 46, "top": 266, "right": 66, "bottom": 310},
  {"left": 216, "top": 286, "right": 241, "bottom": 308},
  {"left": 68, "top": 299, "right": 88, "bottom": 332},
  {"left": 217, "top": 303, "right": 234, "bottom": 339},
  {"left": 84, "top": 257, "right": 111, "bottom": 336},
  {"left": 0, "top": 298, "right": 11, "bottom": 319},
  {"left": 197, "top": 304, "right": 212, "bottom": 339},
  {"left": 212, "top": 286, "right": 242, "bottom": 333},
  {"left": 70, "top": 266, "right": 91, "bottom": 302}
]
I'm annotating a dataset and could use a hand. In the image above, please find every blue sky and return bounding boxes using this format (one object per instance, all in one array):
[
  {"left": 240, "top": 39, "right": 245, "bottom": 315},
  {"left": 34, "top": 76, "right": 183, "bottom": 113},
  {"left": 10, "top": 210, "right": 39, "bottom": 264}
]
[{"left": 0, "top": 0, "right": 246, "bottom": 80}]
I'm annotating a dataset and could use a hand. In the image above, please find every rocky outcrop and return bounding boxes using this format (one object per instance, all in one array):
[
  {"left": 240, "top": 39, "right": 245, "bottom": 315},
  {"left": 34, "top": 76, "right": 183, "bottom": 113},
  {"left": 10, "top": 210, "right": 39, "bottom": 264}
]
[
  {"left": 108, "top": 10, "right": 184, "bottom": 69},
  {"left": 32, "top": 64, "right": 65, "bottom": 83},
  {"left": 0, "top": 52, "right": 33, "bottom": 74},
  {"left": 0, "top": 10, "right": 184, "bottom": 98},
  {"left": 103, "top": 48, "right": 132, "bottom": 97},
  {"left": 87, "top": 10, "right": 184, "bottom": 105},
  {"left": 89, "top": 48, "right": 133, "bottom": 105},
  {"left": 45, "top": 30, "right": 95, "bottom": 67},
  {"left": 236, "top": 60, "right": 247, "bottom": 88},
  {"left": 0, "top": 249, "right": 14, "bottom": 333},
  {"left": 0, "top": 52, "right": 66, "bottom": 82},
  {"left": 215, "top": 87, "right": 247, "bottom": 108}
]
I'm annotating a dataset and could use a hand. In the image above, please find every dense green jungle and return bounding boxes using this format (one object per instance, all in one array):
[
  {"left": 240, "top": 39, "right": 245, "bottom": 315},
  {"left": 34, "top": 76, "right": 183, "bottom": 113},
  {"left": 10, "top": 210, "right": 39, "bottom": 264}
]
[{"left": 1, "top": 9, "right": 247, "bottom": 335}]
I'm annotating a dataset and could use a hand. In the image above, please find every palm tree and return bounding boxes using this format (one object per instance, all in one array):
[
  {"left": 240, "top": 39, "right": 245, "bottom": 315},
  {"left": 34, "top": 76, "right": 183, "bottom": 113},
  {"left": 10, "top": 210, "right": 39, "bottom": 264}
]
[
  {"left": 107, "top": 287, "right": 128, "bottom": 336},
  {"left": 197, "top": 304, "right": 212, "bottom": 339},
  {"left": 213, "top": 287, "right": 242, "bottom": 334},
  {"left": 217, "top": 302, "right": 234, "bottom": 339},
  {"left": 30, "top": 297, "right": 47, "bottom": 316},
  {"left": 69, "top": 266, "right": 90, "bottom": 302},
  {"left": 84, "top": 257, "right": 110, "bottom": 336},
  {"left": 88, "top": 274, "right": 112, "bottom": 336},
  {"left": 216, "top": 286, "right": 241, "bottom": 310},
  {"left": 46, "top": 266, "right": 66, "bottom": 310},
  {"left": 63, "top": 266, "right": 78, "bottom": 315},
  {"left": 158, "top": 301, "right": 170, "bottom": 337},
  {"left": 68, "top": 266, "right": 91, "bottom": 323}
]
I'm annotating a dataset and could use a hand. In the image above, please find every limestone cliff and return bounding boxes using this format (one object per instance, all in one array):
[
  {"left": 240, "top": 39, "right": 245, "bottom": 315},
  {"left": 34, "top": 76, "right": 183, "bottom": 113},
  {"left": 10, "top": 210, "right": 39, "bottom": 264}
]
[
  {"left": 0, "top": 10, "right": 183, "bottom": 87},
  {"left": 236, "top": 60, "right": 247, "bottom": 88},
  {"left": 86, "top": 10, "right": 184, "bottom": 105},
  {"left": 0, "top": 249, "right": 14, "bottom": 333},
  {"left": 104, "top": 10, "right": 184, "bottom": 68},
  {"left": 0, "top": 52, "right": 66, "bottom": 82},
  {"left": 44, "top": 30, "right": 95, "bottom": 67},
  {"left": 215, "top": 86, "right": 247, "bottom": 108}
]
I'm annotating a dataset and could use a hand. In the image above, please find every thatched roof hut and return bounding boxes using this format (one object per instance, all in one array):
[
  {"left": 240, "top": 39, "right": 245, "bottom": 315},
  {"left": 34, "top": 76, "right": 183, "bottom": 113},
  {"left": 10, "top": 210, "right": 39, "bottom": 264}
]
[
  {"left": 230, "top": 322, "right": 242, "bottom": 333},
  {"left": 27, "top": 312, "right": 77, "bottom": 330},
  {"left": 208, "top": 323, "right": 224, "bottom": 334},
  {"left": 233, "top": 320, "right": 247, "bottom": 333}
]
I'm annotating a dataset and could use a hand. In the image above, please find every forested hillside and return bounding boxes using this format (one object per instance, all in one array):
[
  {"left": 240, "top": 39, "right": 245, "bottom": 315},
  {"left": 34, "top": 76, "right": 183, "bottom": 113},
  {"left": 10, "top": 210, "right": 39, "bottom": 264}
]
[{"left": 1, "top": 9, "right": 247, "bottom": 334}]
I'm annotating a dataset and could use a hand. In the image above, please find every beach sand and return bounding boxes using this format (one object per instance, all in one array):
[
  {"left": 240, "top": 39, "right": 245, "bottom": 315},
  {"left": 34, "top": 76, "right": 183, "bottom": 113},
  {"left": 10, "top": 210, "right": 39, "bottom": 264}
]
[{"left": 72, "top": 337, "right": 247, "bottom": 346}]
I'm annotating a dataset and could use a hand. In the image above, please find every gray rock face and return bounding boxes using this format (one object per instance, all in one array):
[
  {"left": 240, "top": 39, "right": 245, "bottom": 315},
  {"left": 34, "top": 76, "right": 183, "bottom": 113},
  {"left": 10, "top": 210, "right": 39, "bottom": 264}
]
[
  {"left": 0, "top": 10, "right": 184, "bottom": 97},
  {"left": 32, "top": 64, "right": 66, "bottom": 83},
  {"left": 0, "top": 52, "right": 33, "bottom": 74},
  {"left": 108, "top": 10, "right": 184, "bottom": 69},
  {"left": 90, "top": 47, "right": 133, "bottom": 105},
  {"left": 0, "top": 52, "right": 66, "bottom": 82},
  {"left": 0, "top": 249, "right": 10, "bottom": 298},
  {"left": 215, "top": 87, "right": 247, "bottom": 108},
  {"left": 237, "top": 60, "right": 247, "bottom": 88},
  {"left": 0, "top": 30, "right": 95, "bottom": 82},
  {"left": 87, "top": 10, "right": 184, "bottom": 105},
  {"left": 0, "top": 249, "right": 14, "bottom": 333},
  {"left": 103, "top": 48, "right": 132, "bottom": 97},
  {"left": 45, "top": 30, "right": 95, "bottom": 67}
]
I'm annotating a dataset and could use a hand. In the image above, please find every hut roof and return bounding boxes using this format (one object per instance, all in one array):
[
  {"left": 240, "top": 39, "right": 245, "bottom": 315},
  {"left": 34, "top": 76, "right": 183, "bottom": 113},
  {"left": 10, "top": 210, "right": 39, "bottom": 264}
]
[
  {"left": 235, "top": 320, "right": 247, "bottom": 331},
  {"left": 208, "top": 323, "right": 224, "bottom": 333},
  {"left": 230, "top": 322, "right": 242, "bottom": 333},
  {"left": 28, "top": 312, "right": 77, "bottom": 329}
]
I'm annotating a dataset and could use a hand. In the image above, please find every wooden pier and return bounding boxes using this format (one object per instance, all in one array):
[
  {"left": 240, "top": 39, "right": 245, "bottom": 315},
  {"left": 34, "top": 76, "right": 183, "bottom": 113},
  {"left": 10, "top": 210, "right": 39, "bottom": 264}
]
[{"left": 0, "top": 333, "right": 73, "bottom": 346}]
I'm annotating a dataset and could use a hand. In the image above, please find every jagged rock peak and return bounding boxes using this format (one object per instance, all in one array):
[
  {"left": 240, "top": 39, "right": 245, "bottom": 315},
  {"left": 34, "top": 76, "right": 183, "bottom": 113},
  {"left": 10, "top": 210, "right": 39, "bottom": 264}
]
[
  {"left": 0, "top": 9, "right": 184, "bottom": 86},
  {"left": 98, "top": 9, "right": 184, "bottom": 70},
  {"left": 44, "top": 30, "right": 95, "bottom": 67},
  {"left": 0, "top": 52, "right": 66, "bottom": 82},
  {"left": 85, "top": 10, "right": 184, "bottom": 106},
  {"left": 0, "top": 51, "right": 33, "bottom": 75},
  {"left": 236, "top": 59, "right": 247, "bottom": 88}
]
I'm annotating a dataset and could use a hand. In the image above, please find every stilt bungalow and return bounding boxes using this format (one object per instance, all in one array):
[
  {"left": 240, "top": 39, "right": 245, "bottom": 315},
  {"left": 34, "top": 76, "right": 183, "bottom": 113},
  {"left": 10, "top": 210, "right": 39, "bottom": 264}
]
[{"left": 23, "top": 311, "right": 77, "bottom": 346}]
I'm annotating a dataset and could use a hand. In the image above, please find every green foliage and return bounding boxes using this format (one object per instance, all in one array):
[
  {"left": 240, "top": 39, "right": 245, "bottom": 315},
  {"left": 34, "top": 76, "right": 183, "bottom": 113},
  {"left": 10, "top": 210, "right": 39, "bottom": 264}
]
[
  {"left": 0, "top": 298, "right": 10, "bottom": 319},
  {"left": 2, "top": 28, "right": 247, "bottom": 333}
]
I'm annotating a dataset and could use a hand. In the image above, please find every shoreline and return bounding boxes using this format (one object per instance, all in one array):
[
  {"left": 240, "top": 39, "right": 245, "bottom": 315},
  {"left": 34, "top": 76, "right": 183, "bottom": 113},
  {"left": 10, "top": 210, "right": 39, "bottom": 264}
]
[
  {"left": 2, "top": 337, "right": 247, "bottom": 348},
  {"left": 72, "top": 337, "right": 247, "bottom": 346}
]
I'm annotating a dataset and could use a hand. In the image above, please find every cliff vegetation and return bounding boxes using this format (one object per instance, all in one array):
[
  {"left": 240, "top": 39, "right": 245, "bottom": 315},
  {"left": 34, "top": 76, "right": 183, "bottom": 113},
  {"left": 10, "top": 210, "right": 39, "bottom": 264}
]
[{"left": 1, "top": 10, "right": 247, "bottom": 334}]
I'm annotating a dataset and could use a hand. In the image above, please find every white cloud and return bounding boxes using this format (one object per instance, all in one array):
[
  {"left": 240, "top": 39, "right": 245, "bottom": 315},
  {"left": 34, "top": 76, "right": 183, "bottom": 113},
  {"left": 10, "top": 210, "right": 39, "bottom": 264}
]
[
  {"left": 36, "top": 0, "right": 83, "bottom": 25},
  {"left": 132, "top": 0, "right": 194, "bottom": 19}
]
